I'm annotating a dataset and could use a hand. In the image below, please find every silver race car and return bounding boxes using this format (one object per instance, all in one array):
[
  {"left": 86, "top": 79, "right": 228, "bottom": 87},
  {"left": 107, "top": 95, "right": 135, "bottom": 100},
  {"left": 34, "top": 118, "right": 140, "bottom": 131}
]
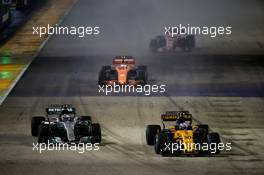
[{"left": 31, "top": 104, "right": 101, "bottom": 144}]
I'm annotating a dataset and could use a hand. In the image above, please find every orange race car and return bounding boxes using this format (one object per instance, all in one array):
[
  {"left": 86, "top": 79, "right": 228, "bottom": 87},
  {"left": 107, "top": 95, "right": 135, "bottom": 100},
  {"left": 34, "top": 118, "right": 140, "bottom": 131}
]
[{"left": 98, "top": 56, "right": 148, "bottom": 86}]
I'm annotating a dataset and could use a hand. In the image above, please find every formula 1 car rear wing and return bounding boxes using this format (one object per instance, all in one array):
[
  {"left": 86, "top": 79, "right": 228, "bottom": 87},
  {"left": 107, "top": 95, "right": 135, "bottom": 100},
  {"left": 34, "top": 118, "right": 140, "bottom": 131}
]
[
  {"left": 161, "top": 111, "right": 192, "bottom": 129},
  {"left": 161, "top": 114, "right": 177, "bottom": 121},
  {"left": 161, "top": 111, "right": 190, "bottom": 121},
  {"left": 46, "top": 104, "right": 76, "bottom": 115},
  {"left": 113, "top": 56, "right": 135, "bottom": 65}
]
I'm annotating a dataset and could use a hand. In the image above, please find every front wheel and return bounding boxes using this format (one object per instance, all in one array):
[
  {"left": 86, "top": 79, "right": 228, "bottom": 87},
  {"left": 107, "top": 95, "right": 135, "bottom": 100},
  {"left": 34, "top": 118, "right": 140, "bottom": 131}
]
[
  {"left": 154, "top": 132, "right": 167, "bottom": 154},
  {"left": 146, "top": 125, "right": 161, "bottom": 145},
  {"left": 31, "top": 116, "right": 45, "bottom": 136}
]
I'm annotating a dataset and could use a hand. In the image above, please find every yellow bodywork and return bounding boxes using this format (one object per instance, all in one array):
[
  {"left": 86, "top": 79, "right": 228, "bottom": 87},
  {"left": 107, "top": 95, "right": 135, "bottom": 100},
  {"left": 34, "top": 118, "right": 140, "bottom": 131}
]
[{"left": 168, "top": 126, "right": 196, "bottom": 153}]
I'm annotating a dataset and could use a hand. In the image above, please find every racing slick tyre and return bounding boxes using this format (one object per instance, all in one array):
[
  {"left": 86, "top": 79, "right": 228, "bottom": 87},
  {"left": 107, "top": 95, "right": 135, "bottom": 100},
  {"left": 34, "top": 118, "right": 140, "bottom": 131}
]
[
  {"left": 137, "top": 66, "right": 148, "bottom": 85},
  {"left": 146, "top": 125, "right": 161, "bottom": 145},
  {"left": 37, "top": 123, "right": 50, "bottom": 143},
  {"left": 197, "top": 124, "right": 209, "bottom": 135},
  {"left": 150, "top": 39, "right": 158, "bottom": 52},
  {"left": 193, "top": 124, "right": 209, "bottom": 144},
  {"left": 98, "top": 66, "right": 111, "bottom": 85},
  {"left": 99, "top": 69, "right": 118, "bottom": 85},
  {"left": 154, "top": 132, "right": 167, "bottom": 154},
  {"left": 156, "top": 35, "right": 166, "bottom": 48},
  {"left": 91, "top": 123, "right": 102, "bottom": 144},
  {"left": 74, "top": 121, "right": 92, "bottom": 141},
  {"left": 101, "top": 66, "right": 111, "bottom": 72},
  {"left": 31, "top": 116, "right": 45, "bottom": 136},
  {"left": 80, "top": 116, "right": 92, "bottom": 122},
  {"left": 127, "top": 69, "right": 138, "bottom": 83},
  {"left": 207, "top": 132, "right": 221, "bottom": 154}
]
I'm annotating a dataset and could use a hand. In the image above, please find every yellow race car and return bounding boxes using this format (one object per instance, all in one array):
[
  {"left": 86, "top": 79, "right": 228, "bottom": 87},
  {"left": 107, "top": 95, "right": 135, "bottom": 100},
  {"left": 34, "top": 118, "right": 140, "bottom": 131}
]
[{"left": 146, "top": 111, "right": 221, "bottom": 155}]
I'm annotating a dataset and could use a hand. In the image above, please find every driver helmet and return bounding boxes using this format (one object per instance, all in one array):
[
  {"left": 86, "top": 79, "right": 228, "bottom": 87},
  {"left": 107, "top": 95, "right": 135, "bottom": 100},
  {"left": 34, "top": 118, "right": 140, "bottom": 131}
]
[{"left": 61, "top": 114, "right": 71, "bottom": 121}]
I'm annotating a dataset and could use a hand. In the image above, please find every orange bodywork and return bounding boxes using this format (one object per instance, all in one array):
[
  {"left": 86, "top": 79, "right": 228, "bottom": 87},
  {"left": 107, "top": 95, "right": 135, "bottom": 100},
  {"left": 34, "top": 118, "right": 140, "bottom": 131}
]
[
  {"left": 115, "top": 65, "right": 130, "bottom": 85},
  {"left": 112, "top": 57, "right": 136, "bottom": 85},
  {"left": 101, "top": 56, "right": 144, "bottom": 85}
]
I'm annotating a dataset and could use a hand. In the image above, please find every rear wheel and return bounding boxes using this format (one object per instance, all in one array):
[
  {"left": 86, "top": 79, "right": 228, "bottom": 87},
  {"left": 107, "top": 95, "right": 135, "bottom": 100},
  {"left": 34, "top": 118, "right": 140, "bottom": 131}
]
[
  {"left": 127, "top": 69, "right": 138, "bottom": 83},
  {"left": 196, "top": 124, "right": 209, "bottom": 135},
  {"left": 80, "top": 116, "right": 92, "bottom": 122},
  {"left": 150, "top": 39, "right": 158, "bottom": 52},
  {"left": 31, "top": 116, "right": 45, "bottom": 136},
  {"left": 194, "top": 124, "right": 209, "bottom": 144},
  {"left": 156, "top": 35, "right": 166, "bottom": 48},
  {"left": 91, "top": 123, "right": 102, "bottom": 144},
  {"left": 207, "top": 132, "right": 221, "bottom": 154},
  {"left": 146, "top": 125, "right": 161, "bottom": 145},
  {"left": 74, "top": 121, "right": 91, "bottom": 141},
  {"left": 137, "top": 66, "right": 148, "bottom": 85}
]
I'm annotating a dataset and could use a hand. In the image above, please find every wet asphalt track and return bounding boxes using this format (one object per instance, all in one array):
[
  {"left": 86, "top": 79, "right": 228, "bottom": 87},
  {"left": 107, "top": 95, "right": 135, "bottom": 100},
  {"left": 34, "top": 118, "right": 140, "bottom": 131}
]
[{"left": 0, "top": 0, "right": 264, "bottom": 175}]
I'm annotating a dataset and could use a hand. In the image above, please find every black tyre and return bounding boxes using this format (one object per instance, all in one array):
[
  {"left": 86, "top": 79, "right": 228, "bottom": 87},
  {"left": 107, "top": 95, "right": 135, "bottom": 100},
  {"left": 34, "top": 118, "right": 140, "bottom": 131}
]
[
  {"left": 137, "top": 66, "right": 148, "bottom": 85},
  {"left": 98, "top": 72, "right": 106, "bottom": 86},
  {"left": 37, "top": 126, "right": 44, "bottom": 143},
  {"left": 146, "top": 125, "right": 161, "bottom": 145},
  {"left": 207, "top": 132, "right": 221, "bottom": 154},
  {"left": 156, "top": 35, "right": 166, "bottom": 48},
  {"left": 150, "top": 39, "right": 158, "bottom": 52},
  {"left": 31, "top": 116, "right": 45, "bottom": 136},
  {"left": 80, "top": 116, "right": 92, "bottom": 122},
  {"left": 127, "top": 69, "right": 138, "bottom": 82},
  {"left": 98, "top": 66, "right": 111, "bottom": 85},
  {"left": 102, "top": 66, "right": 111, "bottom": 71},
  {"left": 193, "top": 124, "right": 209, "bottom": 144},
  {"left": 74, "top": 121, "right": 91, "bottom": 141},
  {"left": 37, "top": 123, "right": 50, "bottom": 143},
  {"left": 197, "top": 124, "right": 209, "bottom": 135},
  {"left": 91, "top": 123, "right": 102, "bottom": 143},
  {"left": 154, "top": 132, "right": 167, "bottom": 154}
]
